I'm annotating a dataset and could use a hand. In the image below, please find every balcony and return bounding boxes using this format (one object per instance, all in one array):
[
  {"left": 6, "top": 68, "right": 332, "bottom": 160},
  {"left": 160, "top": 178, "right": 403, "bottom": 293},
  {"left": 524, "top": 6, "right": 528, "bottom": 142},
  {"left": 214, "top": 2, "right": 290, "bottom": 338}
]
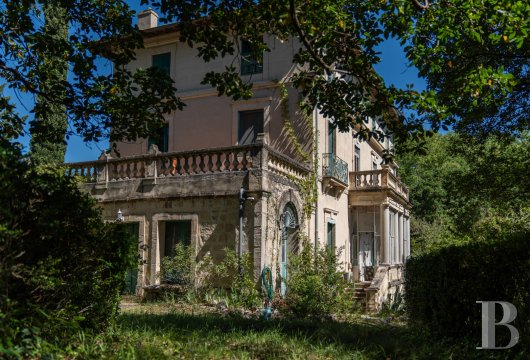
[
  {"left": 66, "top": 143, "right": 310, "bottom": 201},
  {"left": 322, "top": 153, "right": 348, "bottom": 191},
  {"left": 349, "top": 166, "right": 409, "bottom": 202}
]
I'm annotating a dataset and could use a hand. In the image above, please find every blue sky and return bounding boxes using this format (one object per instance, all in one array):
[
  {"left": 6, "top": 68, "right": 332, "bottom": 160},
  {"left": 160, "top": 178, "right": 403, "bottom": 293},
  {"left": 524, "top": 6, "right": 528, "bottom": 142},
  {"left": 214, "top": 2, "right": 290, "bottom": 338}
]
[{"left": 12, "top": 2, "right": 425, "bottom": 163}]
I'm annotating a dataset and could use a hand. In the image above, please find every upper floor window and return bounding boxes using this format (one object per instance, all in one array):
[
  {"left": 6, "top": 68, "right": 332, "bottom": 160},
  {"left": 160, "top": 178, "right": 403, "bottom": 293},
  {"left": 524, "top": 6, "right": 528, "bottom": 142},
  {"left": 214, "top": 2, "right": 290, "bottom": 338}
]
[
  {"left": 238, "top": 109, "right": 264, "bottom": 145},
  {"left": 240, "top": 40, "right": 263, "bottom": 75},
  {"left": 327, "top": 120, "right": 336, "bottom": 154},
  {"left": 354, "top": 145, "right": 361, "bottom": 172},
  {"left": 148, "top": 124, "right": 169, "bottom": 152},
  {"left": 152, "top": 52, "right": 171, "bottom": 76}
]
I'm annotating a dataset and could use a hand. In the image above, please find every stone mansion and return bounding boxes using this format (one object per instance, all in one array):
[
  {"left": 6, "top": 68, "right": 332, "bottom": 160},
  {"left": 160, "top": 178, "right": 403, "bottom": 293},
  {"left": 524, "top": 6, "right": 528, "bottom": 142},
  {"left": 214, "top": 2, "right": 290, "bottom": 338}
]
[{"left": 67, "top": 9, "right": 411, "bottom": 312}]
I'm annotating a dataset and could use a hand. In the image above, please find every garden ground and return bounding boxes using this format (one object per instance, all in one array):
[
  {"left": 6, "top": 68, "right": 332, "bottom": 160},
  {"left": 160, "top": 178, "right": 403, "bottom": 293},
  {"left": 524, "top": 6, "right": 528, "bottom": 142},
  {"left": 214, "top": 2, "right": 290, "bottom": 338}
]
[{"left": 66, "top": 297, "right": 488, "bottom": 359}]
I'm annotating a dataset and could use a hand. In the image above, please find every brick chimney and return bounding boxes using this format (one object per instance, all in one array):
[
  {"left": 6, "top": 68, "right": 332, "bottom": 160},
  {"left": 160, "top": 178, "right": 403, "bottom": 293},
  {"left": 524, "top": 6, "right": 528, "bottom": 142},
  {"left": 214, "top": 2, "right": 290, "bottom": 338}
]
[{"left": 137, "top": 8, "right": 158, "bottom": 30}]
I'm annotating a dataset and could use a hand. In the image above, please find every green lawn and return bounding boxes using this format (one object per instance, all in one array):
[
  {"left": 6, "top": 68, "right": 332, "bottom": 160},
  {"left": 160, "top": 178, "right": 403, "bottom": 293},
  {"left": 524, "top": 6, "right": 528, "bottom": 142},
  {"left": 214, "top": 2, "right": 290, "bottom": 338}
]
[{"left": 64, "top": 300, "right": 492, "bottom": 360}]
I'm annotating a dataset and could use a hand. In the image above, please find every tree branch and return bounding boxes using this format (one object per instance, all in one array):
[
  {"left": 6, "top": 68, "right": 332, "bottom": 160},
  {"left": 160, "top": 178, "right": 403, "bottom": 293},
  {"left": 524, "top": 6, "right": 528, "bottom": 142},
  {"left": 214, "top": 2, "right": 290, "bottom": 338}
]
[
  {"left": 411, "top": 0, "right": 430, "bottom": 11},
  {"left": 288, "top": 0, "right": 334, "bottom": 74}
]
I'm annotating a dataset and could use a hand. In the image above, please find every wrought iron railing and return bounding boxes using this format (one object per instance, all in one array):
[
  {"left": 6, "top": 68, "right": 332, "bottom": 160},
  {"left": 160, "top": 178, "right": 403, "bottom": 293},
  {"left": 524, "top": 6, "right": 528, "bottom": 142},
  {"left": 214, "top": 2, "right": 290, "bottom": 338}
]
[{"left": 322, "top": 153, "right": 348, "bottom": 185}]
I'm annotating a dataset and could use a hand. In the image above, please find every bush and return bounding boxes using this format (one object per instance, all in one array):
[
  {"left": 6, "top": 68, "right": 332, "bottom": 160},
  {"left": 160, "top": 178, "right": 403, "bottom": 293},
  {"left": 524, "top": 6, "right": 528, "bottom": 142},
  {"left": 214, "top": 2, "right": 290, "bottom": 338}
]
[
  {"left": 198, "top": 248, "right": 260, "bottom": 309},
  {"left": 0, "top": 143, "right": 135, "bottom": 357},
  {"left": 284, "top": 241, "right": 351, "bottom": 318},
  {"left": 160, "top": 243, "right": 193, "bottom": 287},
  {"left": 405, "top": 229, "right": 530, "bottom": 351}
]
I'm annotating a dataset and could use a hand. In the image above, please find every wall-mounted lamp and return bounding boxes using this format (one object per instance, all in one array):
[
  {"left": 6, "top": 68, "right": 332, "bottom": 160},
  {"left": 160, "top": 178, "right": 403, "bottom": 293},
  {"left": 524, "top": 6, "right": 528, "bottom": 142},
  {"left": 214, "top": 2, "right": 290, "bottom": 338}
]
[{"left": 116, "top": 209, "right": 124, "bottom": 222}]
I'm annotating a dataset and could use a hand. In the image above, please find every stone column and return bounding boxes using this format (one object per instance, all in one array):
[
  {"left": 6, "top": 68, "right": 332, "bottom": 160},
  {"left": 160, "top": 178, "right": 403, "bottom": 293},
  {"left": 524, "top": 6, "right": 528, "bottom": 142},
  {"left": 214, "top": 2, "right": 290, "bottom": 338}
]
[
  {"left": 397, "top": 213, "right": 405, "bottom": 263},
  {"left": 405, "top": 217, "right": 410, "bottom": 259},
  {"left": 251, "top": 194, "right": 268, "bottom": 281},
  {"left": 383, "top": 205, "right": 390, "bottom": 264},
  {"left": 394, "top": 210, "right": 399, "bottom": 265}
]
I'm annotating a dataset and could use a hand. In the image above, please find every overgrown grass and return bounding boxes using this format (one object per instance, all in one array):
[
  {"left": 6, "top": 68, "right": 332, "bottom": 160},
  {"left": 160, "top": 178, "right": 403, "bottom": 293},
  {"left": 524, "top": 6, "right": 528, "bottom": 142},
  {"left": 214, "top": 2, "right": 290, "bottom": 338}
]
[{"left": 61, "top": 301, "right": 504, "bottom": 359}]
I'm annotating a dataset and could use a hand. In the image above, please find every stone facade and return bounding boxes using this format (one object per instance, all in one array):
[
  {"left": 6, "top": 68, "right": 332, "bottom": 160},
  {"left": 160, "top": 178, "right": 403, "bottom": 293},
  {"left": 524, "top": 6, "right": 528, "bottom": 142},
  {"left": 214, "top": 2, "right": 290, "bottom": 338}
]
[{"left": 66, "top": 9, "right": 411, "bottom": 311}]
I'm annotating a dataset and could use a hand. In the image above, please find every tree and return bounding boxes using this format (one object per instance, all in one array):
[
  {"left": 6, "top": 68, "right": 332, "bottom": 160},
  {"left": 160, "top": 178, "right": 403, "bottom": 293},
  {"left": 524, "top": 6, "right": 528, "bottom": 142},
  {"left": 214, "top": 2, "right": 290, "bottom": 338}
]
[
  {"left": 144, "top": 0, "right": 529, "bottom": 142},
  {"left": 396, "top": 132, "right": 530, "bottom": 252},
  {"left": 0, "top": 0, "right": 183, "bottom": 149},
  {"left": 29, "top": 0, "right": 68, "bottom": 165},
  {"left": 0, "top": 140, "right": 137, "bottom": 356}
]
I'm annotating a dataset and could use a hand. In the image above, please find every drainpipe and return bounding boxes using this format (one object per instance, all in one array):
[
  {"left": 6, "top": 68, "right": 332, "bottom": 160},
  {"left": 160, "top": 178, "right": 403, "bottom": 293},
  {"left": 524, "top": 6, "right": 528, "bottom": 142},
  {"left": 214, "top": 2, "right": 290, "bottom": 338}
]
[
  {"left": 239, "top": 187, "right": 245, "bottom": 275},
  {"left": 313, "top": 107, "right": 319, "bottom": 260}
]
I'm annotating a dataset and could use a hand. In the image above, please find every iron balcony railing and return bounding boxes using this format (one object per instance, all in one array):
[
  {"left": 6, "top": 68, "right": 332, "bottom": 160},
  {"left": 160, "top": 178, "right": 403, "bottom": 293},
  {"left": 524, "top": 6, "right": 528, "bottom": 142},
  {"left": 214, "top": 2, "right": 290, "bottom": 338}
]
[{"left": 322, "top": 153, "right": 348, "bottom": 185}]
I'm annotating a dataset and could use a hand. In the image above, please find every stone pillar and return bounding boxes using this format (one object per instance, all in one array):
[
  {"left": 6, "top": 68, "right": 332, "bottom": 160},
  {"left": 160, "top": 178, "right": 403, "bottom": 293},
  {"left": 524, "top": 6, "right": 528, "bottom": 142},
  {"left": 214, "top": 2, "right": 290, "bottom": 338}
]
[
  {"left": 405, "top": 217, "right": 410, "bottom": 259},
  {"left": 251, "top": 193, "right": 270, "bottom": 281},
  {"left": 150, "top": 217, "right": 159, "bottom": 285},
  {"left": 396, "top": 213, "right": 404, "bottom": 263},
  {"left": 394, "top": 210, "right": 399, "bottom": 265},
  {"left": 383, "top": 205, "right": 390, "bottom": 265}
]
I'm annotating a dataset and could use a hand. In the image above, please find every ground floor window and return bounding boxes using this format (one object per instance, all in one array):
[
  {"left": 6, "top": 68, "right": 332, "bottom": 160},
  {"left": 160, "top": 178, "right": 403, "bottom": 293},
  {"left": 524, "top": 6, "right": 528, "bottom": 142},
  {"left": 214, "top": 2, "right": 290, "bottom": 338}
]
[
  {"left": 327, "top": 222, "right": 335, "bottom": 250},
  {"left": 119, "top": 222, "right": 140, "bottom": 295},
  {"left": 163, "top": 220, "right": 192, "bottom": 257}
]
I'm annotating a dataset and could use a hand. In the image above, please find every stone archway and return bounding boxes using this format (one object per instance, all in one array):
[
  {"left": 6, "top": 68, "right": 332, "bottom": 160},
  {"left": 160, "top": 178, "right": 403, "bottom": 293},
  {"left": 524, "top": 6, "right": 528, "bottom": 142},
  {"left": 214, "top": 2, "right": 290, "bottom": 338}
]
[{"left": 280, "top": 202, "right": 299, "bottom": 296}]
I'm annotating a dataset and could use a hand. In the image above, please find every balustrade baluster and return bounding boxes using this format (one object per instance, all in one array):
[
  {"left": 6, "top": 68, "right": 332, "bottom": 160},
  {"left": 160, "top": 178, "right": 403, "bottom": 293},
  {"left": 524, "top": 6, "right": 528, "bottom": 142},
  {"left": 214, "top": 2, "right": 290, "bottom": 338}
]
[
  {"left": 190, "top": 155, "right": 197, "bottom": 174},
  {"left": 233, "top": 151, "right": 240, "bottom": 170},
  {"left": 198, "top": 154, "right": 205, "bottom": 173},
  {"left": 182, "top": 155, "right": 189, "bottom": 174},
  {"left": 215, "top": 153, "right": 222, "bottom": 172},
  {"left": 241, "top": 151, "right": 248, "bottom": 170},
  {"left": 206, "top": 154, "right": 214, "bottom": 173},
  {"left": 223, "top": 152, "right": 231, "bottom": 171}
]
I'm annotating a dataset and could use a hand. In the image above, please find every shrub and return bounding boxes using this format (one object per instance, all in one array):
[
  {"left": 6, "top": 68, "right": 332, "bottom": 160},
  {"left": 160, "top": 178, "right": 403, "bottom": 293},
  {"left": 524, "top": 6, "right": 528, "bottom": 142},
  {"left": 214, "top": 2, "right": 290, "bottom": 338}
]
[
  {"left": 160, "top": 243, "right": 193, "bottom": 287},
  {"left": 284, "top": 241, "right": 351, "bottom": 318},
  {"left": 197, "top": 248, "right": 260, "bottom": 309},
  {"left": 405, "top": 229, "right": 530, "bottom": 351},
  {"left": 0, "top": 143, "right": 135, "bottom": 357}
]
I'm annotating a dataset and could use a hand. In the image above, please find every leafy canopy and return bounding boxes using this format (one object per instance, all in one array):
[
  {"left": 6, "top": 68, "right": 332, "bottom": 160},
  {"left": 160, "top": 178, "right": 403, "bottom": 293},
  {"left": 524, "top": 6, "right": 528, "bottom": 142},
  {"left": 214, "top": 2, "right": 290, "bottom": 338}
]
[
  {"left": 0, "top": 0, "right": 183, "bottom": 147},
  {"left": 145, "top": 0, "right": 530, "bottom": 141}
]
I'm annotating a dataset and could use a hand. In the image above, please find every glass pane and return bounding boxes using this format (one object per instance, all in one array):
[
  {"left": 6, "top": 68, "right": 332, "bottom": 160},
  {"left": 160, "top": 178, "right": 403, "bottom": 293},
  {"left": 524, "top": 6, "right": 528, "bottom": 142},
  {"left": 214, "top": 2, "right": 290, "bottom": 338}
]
[
  {"left": 238, "top": 110, "right": 263, "bottom": 144},
  {"left": 152, "top": 52, "right": 171, "bottom": 75}
]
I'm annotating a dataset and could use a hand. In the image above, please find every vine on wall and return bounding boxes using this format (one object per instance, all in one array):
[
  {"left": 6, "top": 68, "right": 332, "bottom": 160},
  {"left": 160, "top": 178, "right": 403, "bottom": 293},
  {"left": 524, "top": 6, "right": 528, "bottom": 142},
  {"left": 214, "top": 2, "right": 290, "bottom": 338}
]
[{"left": 278, "top": 82, "right": 319, "bottom": 220}]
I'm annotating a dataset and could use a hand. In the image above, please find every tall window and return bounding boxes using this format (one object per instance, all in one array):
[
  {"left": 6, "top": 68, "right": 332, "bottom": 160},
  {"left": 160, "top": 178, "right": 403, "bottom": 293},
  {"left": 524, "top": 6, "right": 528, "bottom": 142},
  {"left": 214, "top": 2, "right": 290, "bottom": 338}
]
[
  {"left": 354, "top": 145, "right": 361, "bottom": 172},
  {"left": 152, "top": 52, "right": 171, "bottom": 76},
  {"left": 238, "top": 109, "right": 264, "bottom": 145},
  {"left": 164, "top": 220, "right": 191, "bottom": 257},
  {"left": 241, "top": 40, "right": 263, "bottom": 75},
  {"left": 148, "top": 123, "right": 169, "bottom": 152},
  {"left": 328, "top": 120, "right": 336, "bottom": 154},
  {"left": 327, "top": 222, "right": 335, "bottom": 250}
]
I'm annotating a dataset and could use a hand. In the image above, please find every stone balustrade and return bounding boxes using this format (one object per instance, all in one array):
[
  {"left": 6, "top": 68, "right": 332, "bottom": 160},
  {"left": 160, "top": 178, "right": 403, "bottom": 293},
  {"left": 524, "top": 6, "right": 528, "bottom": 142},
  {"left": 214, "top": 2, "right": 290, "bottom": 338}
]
[
  {"left": 66, "top": 143, "right": 309, "bottom": 185},
  {"left": 349, "top": 166, "right": 409, "bottom": 200}
]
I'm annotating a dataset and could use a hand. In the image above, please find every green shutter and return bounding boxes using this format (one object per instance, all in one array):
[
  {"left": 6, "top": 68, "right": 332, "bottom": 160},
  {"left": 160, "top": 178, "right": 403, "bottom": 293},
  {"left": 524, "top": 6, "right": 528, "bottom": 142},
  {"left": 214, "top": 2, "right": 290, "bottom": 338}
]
[
  {"left": 152, "top": 53, "right": 171, "bottom": 76},
  {"left": 240, "top": 40, "right": 263, "bottom": 75}
]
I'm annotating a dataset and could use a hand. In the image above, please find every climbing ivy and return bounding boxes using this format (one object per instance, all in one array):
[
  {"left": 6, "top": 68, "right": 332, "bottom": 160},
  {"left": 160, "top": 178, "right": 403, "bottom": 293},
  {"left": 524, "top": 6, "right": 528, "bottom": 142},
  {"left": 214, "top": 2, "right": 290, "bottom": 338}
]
[{"left": 278, "top": 82, "right": 318, "bottom": 220}]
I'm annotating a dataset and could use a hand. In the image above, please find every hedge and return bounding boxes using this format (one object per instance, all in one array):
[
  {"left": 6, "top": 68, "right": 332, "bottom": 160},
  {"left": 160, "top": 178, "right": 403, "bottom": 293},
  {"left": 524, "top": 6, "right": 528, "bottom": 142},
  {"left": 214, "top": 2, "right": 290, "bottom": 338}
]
[{"left": 405, "top": 231, "right": 530, "bottom": 350}]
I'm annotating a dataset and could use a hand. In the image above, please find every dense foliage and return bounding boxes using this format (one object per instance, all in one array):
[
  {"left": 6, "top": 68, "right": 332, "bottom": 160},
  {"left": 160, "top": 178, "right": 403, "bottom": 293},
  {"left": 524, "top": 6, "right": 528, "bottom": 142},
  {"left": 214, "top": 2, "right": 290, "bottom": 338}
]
[
  {"left": 0, "top": 142, "right": 136, "bottom": 357},
  {"left": 144, "top": 0, "right": 530, "bottom": 141},
  {"left": 198, "top": 248, "right": 261, "bottom": 309},
  {"left": 160, "top": 243, "right": 194, "bottom": 287},
  {"left": 397, "top": 132, "right": 530, "bottom": 252},
  {"left": 283, "top": 241, "right": 351, "bottom": 318},
  {"left": 0, "top": 0, "right": 183, "bottom": 148},
  {"left": 405, "top": 228, "right": 530, "bottom": 352}
]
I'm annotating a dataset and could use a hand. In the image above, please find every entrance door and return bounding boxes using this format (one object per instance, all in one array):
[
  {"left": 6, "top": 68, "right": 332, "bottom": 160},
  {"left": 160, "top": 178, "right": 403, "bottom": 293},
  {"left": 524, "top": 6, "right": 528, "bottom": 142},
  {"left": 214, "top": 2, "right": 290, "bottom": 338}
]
[
  {"left": 121, "top": 222, "right": 140, "bottom": 295},
  {"left": 358, "top": 232, "right": 374, "bottom": 282},
  {"left": 280, "top": 204, "right": 298, "bottom": 297}
]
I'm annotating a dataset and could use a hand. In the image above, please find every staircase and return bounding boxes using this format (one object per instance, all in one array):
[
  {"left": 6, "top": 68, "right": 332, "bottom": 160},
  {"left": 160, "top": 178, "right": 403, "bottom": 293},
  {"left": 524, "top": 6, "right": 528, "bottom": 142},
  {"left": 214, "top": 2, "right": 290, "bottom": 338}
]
[{"left": 351, "top": 281, "right": 371, "bottom": 310}]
